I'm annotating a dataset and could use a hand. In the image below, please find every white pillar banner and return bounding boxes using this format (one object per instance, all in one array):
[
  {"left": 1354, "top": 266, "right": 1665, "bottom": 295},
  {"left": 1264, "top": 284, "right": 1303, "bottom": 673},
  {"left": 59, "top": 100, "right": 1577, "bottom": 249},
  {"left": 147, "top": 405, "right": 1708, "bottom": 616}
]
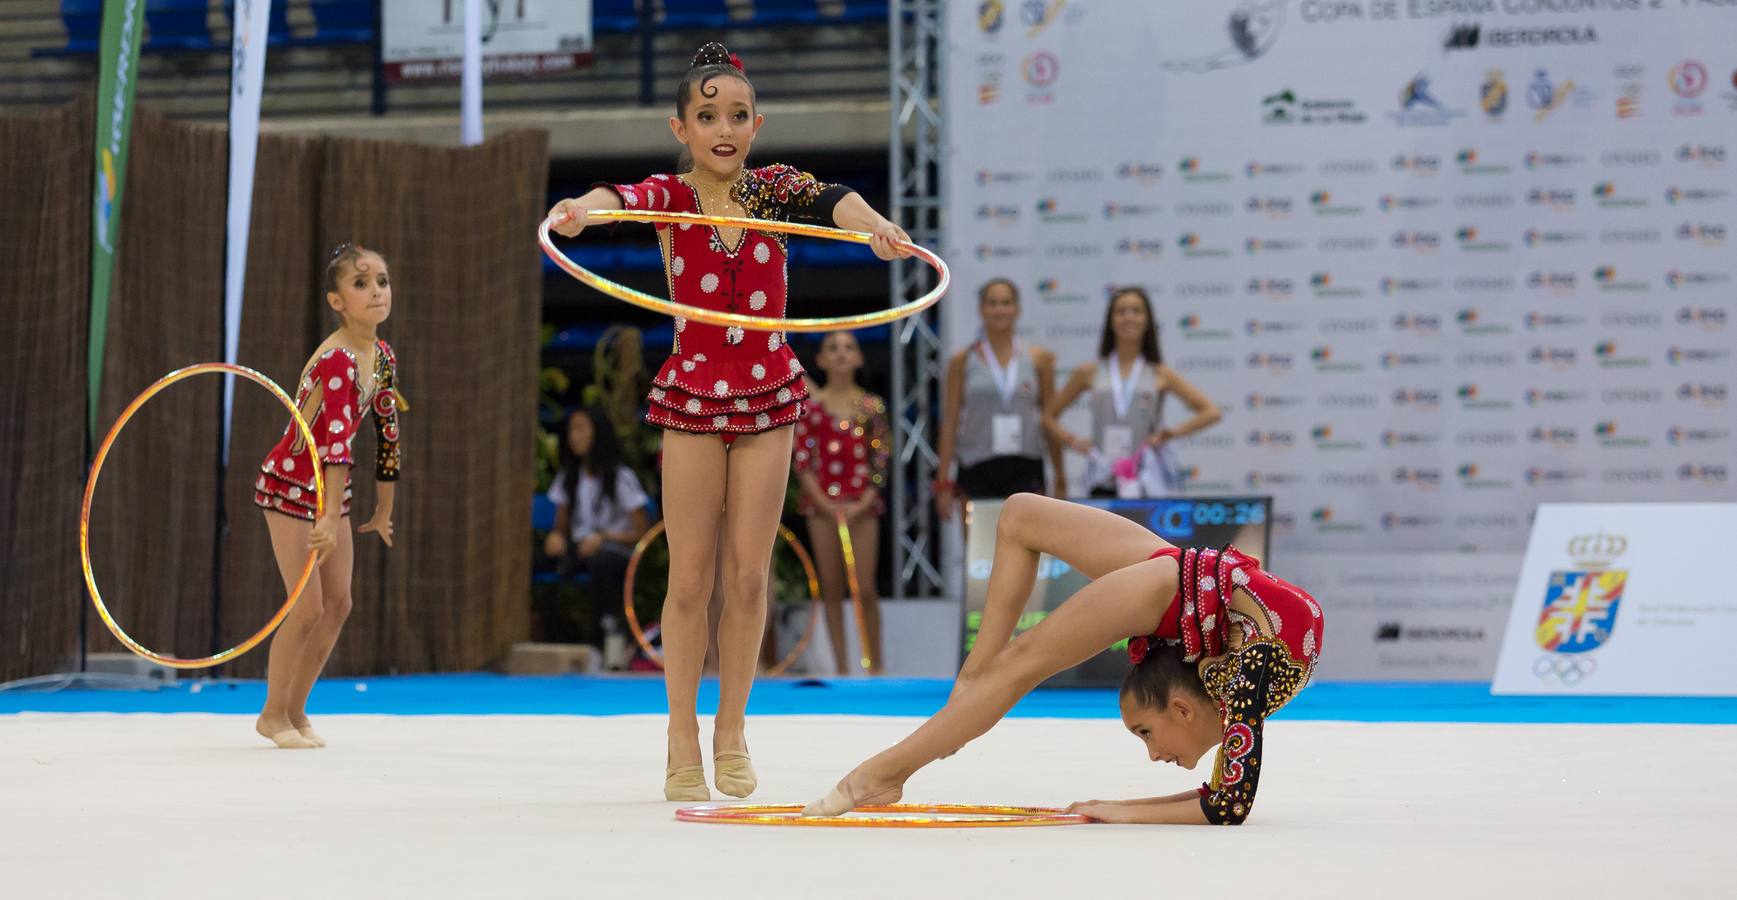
[
  {"left": 461, "top": 0, "right": 483, "bottom": 146},
  {"left": 222, "top": 0, "right": 272, "bottom": 463}
]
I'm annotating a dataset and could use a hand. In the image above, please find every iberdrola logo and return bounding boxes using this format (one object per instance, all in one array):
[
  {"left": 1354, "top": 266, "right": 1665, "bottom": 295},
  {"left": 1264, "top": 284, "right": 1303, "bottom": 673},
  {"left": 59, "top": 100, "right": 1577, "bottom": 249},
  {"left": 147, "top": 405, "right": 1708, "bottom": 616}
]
[
  {"left": 1593, "top": 419, "right": 1654, "bottom": 449},
  {"left": 1310, "top": 271, "right": 1362, "bottom": 297},
  {"left": 1310, "top": 345, "right": 1361, "bottom": 372},
  {"left": 1594, "top": 265, "right": 1648, "bottom": 293}
]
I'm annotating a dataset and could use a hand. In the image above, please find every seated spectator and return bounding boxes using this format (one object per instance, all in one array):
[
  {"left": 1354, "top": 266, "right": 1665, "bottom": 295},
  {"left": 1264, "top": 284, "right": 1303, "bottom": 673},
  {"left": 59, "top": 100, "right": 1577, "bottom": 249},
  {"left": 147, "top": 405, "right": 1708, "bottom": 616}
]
[{"left": 541, "top": 407, "right": 653, "bottom": 645}]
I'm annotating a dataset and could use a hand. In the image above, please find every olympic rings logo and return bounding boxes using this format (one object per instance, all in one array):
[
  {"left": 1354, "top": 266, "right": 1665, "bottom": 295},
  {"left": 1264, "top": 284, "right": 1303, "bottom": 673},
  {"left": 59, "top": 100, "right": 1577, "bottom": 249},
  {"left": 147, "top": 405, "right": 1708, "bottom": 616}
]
[{"left": 1532, "top": 654, "right": 1597, "bottom": 686}]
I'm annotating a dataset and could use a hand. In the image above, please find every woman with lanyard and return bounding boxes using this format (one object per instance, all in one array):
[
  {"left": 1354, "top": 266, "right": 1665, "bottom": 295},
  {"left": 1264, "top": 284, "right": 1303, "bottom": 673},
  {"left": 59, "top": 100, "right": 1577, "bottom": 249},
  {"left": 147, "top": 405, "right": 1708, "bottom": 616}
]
[
  {"left": 933, "top": 279, "right": 1066, "bottom": 521},
  {"left": 1048, "top": 287, "right": 1221, "bottom": 498}
]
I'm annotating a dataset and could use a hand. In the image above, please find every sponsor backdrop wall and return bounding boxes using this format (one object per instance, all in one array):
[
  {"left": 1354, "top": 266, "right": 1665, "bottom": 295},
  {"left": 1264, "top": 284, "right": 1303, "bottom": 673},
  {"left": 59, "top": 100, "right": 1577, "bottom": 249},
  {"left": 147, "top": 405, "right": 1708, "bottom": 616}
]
[{"left": 944, "top": 0, "right": 1736, "bottom": 679}]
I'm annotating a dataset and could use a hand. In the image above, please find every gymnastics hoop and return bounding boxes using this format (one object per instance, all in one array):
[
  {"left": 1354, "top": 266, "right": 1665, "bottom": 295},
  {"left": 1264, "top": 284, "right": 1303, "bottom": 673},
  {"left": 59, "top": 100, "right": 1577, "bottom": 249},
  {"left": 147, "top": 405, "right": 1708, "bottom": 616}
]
[
  {"left": 539, "top": 209, "right": 950, "bottom": 333},
  {"left": 621, "top": 520, "right": 822, "bottom": 676},
  {"left": 79, "top": 363, "right": 323, "bottom": 669},
  {"left": 676, "top": 803, "right": 1092, "bottom": 828},
  {"left": 836, "top": 512, "right": 872, "bottom": 673}
]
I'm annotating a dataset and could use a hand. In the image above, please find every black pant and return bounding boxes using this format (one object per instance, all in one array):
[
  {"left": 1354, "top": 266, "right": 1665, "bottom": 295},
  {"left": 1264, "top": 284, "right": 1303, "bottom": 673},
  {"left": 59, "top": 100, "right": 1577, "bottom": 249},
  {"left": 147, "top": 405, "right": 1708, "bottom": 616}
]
[
  {"left": 539, "top": 545, "right": 630, "bottom": 642},
  {"left": 957, "top": 455, "right": 1046, "bottom": 499}
]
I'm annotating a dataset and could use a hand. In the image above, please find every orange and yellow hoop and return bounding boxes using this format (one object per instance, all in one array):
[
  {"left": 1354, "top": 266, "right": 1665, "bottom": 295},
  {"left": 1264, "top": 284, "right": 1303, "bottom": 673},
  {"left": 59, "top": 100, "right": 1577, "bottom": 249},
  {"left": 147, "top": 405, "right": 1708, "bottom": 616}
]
[
  {"left": 539, "top": 209, "right": 950, "bottom": 333},
  {"left": 836, "top": 512, "right": 873, "bottom": 672},
  {"left": 676, "top": 803, "right": 1092, "bottom": 828},
  {"left": 79, "top": 363, "right": 322, "bottom": 669},
  {"left": 622, "top": 521, "right": 822, "bottom": 676}
]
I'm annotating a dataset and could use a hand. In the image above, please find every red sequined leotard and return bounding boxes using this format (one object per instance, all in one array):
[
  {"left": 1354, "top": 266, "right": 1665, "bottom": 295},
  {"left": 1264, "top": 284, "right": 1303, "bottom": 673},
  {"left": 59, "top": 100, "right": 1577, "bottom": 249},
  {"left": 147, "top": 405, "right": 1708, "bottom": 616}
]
[
  {"left": 254, "top": 340, "right": 401, "bottom": 520},
  {"left": 598, "top": 166, "right": 853, "bottom": 437},
  {"left": 1128, "top": 545, "right": 1324, "bottom": 825},
  {"left": 792, "top": 391, "right": 890, "bottom": 516}
]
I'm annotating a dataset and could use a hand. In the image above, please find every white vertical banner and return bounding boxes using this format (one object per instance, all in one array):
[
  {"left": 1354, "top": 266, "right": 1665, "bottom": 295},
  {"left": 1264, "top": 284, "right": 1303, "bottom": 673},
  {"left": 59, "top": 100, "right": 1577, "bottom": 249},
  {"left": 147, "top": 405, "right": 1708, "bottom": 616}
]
[
  {"left": 222, "top": 0, "right": 272, "bottom": 463},
  {"left": 460, "top": 0, "right": 483, "bottom": 146}
]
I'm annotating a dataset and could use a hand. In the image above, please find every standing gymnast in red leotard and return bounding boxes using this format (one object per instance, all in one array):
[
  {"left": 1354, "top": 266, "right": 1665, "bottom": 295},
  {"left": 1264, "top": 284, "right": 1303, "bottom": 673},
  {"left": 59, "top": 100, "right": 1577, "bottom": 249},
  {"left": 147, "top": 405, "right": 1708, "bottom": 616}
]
[{"left": 546, "top": 42, "right": 912, "bottom": 801}]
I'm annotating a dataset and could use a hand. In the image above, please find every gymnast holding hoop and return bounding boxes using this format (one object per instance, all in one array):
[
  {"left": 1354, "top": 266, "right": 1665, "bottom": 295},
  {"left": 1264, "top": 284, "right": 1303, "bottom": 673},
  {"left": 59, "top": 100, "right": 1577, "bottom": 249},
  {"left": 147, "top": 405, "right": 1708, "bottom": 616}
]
[
  {"left": 544, "top": 42, "right": 916, "bottom": 803},
  {"left": 249, "top": 243, "right": 404, "bottom": 750}
]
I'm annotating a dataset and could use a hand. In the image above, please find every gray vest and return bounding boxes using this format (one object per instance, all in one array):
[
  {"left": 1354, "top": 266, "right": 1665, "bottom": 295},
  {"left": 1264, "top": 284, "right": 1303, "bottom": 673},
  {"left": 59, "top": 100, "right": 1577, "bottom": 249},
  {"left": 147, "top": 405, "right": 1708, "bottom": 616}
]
[
  {"left": 957, "top": 342, "right": 1044, "bottom": 467},
  {"left": 1089, "top": 359, "right": 1164, "bottom": 458}
]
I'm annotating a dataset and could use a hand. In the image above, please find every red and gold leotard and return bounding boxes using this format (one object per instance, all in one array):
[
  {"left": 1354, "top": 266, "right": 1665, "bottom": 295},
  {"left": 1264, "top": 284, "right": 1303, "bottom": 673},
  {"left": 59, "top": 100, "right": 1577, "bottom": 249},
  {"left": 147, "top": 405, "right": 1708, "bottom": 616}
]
[
  {"left": 1129, "top": 545, "right": 1324, "bottom": 825},
  {"left": 598, "top": 165, "right": 853, "bottom": 437},
  {"left": 792, "top": 390, "right": 889, "bottom": 516},
  {"left": 254, "top": 340, "right": 400, "bottom": 520}
]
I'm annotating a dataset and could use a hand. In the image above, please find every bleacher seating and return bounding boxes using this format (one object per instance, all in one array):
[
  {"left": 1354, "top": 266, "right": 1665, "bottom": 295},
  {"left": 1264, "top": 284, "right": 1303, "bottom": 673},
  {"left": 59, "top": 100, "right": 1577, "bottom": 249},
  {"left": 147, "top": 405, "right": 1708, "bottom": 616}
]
[
  {"left": 660, "top": 0, "right": 732, "bottom": 30},
  {"left": 33, "top": 0, "right": 889, "bottom": 57},
  {"left": 222, "top": 0, "right": 295, "bottom": 47},
  {"left": 144, "top": 0, "right": 218, "bottom": 52},
  {"left": 8, "top": 0, "right": 891, "bottom": 162},
  {"left": 306, "top": 0, "right": 373, "bottom": 45},
  {"left": 834, "top": 0, "right": 886, "bottom": 22},
  {"left": 752, "top": 0, "right": 821, "bottom": 26},
  {"left": 595, "top": 0, "right": 642, "bottom": 33},
  {"left": 45, "top": 0, "right": 101, "bottom": 55}
]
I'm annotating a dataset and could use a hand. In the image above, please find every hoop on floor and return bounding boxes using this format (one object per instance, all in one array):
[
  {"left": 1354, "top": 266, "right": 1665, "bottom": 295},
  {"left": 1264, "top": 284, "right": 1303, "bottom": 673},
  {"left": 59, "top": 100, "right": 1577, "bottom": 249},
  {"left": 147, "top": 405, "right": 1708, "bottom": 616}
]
[
  {"left": 676, "top": 803, "right": 1093, "bottom": 828},
  {"left": 539, "top": 209, "right": 950, "bottom": 333},
  {"left": 621, "top": 520, "right": 822, "bottom": 676},
  {"left": 80, "top": 363, "right": 323, "bottom": 669}
]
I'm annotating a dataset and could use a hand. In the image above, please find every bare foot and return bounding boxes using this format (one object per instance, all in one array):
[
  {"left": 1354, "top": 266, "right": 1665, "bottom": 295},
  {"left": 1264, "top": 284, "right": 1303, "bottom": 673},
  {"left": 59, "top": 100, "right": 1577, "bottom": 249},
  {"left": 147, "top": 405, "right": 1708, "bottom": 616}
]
[
  {"left": 256, "top": 714, "right": 317, "bottom": 749},
  {"left": 801, "top": 764, "right": 904, "bottom": 817}
]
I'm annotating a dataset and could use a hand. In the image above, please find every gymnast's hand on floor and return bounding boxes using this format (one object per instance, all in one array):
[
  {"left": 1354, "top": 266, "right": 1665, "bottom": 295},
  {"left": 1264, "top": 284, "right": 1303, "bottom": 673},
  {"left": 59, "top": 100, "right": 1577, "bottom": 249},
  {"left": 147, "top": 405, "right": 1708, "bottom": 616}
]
[{"left": 1065, "top": 800, "right": 1124, "bottom": 822}]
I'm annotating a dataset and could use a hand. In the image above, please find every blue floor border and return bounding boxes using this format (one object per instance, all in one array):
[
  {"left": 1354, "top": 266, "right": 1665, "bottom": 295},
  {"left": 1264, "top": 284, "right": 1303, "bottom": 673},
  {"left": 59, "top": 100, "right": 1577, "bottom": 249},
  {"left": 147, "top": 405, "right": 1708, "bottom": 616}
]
[{"left": 3, "top": 674, "right": 1734, "bottom": 724}]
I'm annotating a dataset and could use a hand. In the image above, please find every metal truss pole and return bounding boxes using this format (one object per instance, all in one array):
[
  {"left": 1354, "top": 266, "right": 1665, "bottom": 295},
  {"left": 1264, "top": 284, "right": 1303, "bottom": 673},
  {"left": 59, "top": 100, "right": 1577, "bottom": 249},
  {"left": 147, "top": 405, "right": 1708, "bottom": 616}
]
[{"left": 888, "top": 0, "right": 945, "bottom": 597}]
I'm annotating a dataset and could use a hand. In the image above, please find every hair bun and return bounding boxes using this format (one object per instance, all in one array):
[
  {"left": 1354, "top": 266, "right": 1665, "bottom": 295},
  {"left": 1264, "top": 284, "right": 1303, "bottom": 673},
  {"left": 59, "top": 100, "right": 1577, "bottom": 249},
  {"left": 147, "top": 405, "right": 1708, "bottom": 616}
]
[{"left": 691, "top": 41, "right": 742, "bottom": 71}]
